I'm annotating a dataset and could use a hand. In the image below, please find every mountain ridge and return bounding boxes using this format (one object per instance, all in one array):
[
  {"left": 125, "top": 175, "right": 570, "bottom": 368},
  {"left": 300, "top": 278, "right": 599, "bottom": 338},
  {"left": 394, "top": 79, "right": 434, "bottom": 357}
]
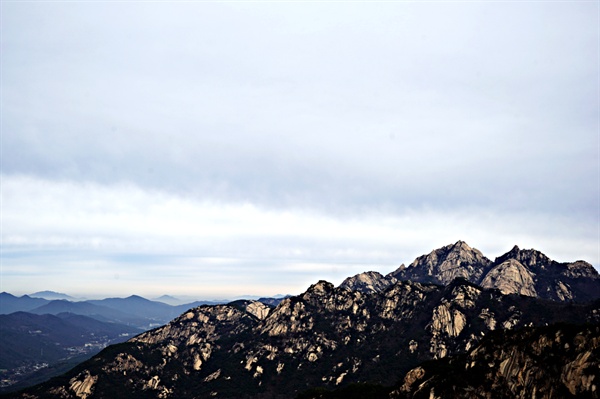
[
  {"left": 376, "top": 241, "right": 599, "bottom": 302},
  {"left": 7, "top": 276, "right": 599, "bottom": 398},
  {"left": 4, "top": 241, "right": 599, "bottom": 398},
  {"left": 28, "top": 291, "right": 76, "bottom": 301}
]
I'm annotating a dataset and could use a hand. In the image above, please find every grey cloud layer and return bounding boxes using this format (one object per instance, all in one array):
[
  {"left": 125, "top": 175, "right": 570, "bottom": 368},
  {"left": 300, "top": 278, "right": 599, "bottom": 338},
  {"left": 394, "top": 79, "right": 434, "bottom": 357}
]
[
  {"left": 2, "top": 2, "right": 597, "bottom": 296},
  {"left": 4, "top": 2, "right": 596, "bottom": 212}
]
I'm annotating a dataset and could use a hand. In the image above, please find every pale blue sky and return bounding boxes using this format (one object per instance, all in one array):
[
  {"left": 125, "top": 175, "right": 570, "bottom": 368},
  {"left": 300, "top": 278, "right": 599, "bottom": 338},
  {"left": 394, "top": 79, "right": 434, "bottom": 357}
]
[{"left": 2, "top": 1, "right": 598, "bottom": 299}]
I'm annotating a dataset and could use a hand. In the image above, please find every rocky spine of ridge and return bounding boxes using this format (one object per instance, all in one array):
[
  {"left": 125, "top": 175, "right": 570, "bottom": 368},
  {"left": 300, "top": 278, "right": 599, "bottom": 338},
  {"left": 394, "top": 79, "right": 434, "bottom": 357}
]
[
  {"left": 9, "top": 279, "right": 600, "bottom": 399},
  {"left": 388, "top": 241, "right": 492, "bottom": 286},
  {"left": 338, "top": 271, "right": 397, "bottom": 293},
  {"left": 388, "top": 241, "right": 600, "bottom": 302},
  {"left": 481, "top": 245, "right": 600, "bottom": 302}
]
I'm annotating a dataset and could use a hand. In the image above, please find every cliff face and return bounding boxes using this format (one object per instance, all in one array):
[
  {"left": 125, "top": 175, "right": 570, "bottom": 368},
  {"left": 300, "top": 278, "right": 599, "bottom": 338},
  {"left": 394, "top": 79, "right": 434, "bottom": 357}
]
[
  {"left": 392, "top": 323, "right": 600, "bottom": 399},
  {"left": 11, "top": 280, "right": 599, "bottom": 399},
  {"left": 479, "top": 246, "right": 600, "bottom": 302},
  {"left": 480, "top": 259, "right": 537, "bottom": 297}
]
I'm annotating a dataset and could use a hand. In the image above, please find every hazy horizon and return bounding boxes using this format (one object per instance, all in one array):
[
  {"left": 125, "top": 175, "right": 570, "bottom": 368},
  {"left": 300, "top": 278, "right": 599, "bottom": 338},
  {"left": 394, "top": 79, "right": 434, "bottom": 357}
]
[
  {"left": 2, "top": 2, "right": 598, "bottom": 299},
  {"left": 4, "top": 289, "right": 290, "bottom": 303}
]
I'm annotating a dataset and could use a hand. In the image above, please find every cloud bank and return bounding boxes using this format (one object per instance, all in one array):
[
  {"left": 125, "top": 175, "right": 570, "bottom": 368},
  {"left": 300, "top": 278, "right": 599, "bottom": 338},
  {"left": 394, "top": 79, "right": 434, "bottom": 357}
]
[{"left": 2, "top": 2, "right": 598, "bottom": 298}]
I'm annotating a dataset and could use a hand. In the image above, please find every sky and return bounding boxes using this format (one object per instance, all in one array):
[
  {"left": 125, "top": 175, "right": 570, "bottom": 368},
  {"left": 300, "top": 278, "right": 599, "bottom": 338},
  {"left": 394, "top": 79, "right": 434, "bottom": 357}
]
[{"left": 1, "top": 1, "right": 598, "bottom": 300}]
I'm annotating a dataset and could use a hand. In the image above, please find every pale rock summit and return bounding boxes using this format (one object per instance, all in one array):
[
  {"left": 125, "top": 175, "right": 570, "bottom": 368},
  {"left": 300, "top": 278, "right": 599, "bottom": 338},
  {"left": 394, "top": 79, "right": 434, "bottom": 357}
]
[
  {"left": 480, "top": 259, "right": 537, "bottom": 297},
  {"left": 388, "top": 240, "right": 492, "bottom": 286},
  {"left": 488, "top": 245, "right": 600, "bottom": 301},
  {"left": 243, "top": 301, "right": 271, "bottom": 320},
  {"left": 494, "top": 245, "right": 550, "bottom": 268},
  {"left": 381, "top": 241, "right": 600, "bottom": 302},
  {"left": 338, "top": 271, "right": 396, "bottom": 293}
]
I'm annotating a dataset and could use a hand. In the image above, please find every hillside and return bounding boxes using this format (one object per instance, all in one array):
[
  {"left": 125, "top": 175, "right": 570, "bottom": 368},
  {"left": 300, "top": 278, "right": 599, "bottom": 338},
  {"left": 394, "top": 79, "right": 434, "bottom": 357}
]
[
  {"left": 4, "top": 241, "right": 599, "bottom": 398},
  {"left": 0, "top": 312, "right": 141, "bottom": 392},
  {"left": 6, "top": 278, "right": 599, "bottom": 398}
]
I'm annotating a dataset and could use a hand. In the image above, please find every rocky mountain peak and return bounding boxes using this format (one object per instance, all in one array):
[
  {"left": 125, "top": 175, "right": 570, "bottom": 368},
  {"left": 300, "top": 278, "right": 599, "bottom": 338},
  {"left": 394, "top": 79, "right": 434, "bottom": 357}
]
[
  {"left": 338, "top": 271, "right": 396, "bottom": 293},
  {"left": 386, "top": 242, "right": 599, "bottom": 303},
  {"left": 494, "top": 245, "right": 552, "bottom": 269},
  {"left": 483, "top": 246, "right": 600, "bottom": 301},
  {"left": 564, "top": 260, "right": 599, "bottom": 279},
  {"left": 7, "top": 268, "right": 600, "bottom": 399},
  {"left": 452, "top": 239, "right": 469, "bottom": 249},
  {"left": 390, "top": 241, "right": 492, "bottom": 286},
  {"left": 301, "top": 281, "right": 335, "bottom": 303}
]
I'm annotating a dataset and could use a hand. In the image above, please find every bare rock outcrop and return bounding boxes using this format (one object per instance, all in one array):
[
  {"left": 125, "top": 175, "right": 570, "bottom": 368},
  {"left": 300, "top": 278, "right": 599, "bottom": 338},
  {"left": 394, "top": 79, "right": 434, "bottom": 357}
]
[
  {"left": 480, "top": 259, "right": 537, "bottom": 297},
  {"left": 69, "top": 371, "right": 97, "bottom": 399},
  {"left": 339, "top": 271, "right": 396, "bottom": 293},
  {"left": 388, "top": 240, "right": 492, "bottom": 286},
  {"left": 393, "top": 324, "right": 600, "bottom": 399},
  {"left": 388, "top": 241, "right": 600, "bottom": 302},
  {"left": 7, "top": 242, "right": 600, "bottom": 399}
]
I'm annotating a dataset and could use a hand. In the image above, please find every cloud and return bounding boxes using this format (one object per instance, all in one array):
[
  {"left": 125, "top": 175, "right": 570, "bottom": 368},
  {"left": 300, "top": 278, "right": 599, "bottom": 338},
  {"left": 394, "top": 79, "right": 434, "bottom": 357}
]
[
  {"left": 1, "top": 2, "right": 597, "bottom": 297},
  {"left": 2, "top": 175, "right": 597, "bottom": 297}
]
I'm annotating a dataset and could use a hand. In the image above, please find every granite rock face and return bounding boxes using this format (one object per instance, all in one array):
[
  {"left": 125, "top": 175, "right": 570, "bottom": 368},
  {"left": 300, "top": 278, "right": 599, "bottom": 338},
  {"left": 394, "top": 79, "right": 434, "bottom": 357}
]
[
  {"left": 339, "top": 271, "right": 397, "bottom": 293},
  {"left": 388, "top": 241, "right": 492, "bottom": 286},
  {"left": 392, "top": 323, "right": 600, "bottom": 399},
  {"left": 480, "top": 259, "right": 537, "bottom": 297}
]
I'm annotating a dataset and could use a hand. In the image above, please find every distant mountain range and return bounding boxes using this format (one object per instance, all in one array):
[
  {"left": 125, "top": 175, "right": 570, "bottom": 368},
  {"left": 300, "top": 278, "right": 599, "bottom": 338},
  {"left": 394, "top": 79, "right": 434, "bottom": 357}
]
[
  {"left": 0, "top": 293, "right": 288, "bottom": 330},
  {"left": 152, "top": 295, "right": 183, "bottom": 306},
  {"left": 0, "top": 292, "right": 288, "bottom": 393},
  {"left": 28, "top": 291, "right": 76, "bottom": 301}
]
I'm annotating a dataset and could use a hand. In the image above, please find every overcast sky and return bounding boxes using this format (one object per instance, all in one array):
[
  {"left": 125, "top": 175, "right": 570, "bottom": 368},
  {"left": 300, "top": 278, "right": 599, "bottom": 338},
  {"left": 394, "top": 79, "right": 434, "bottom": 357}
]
[{"left": 2, "top": 1, "right": 598, "bottom": 299}]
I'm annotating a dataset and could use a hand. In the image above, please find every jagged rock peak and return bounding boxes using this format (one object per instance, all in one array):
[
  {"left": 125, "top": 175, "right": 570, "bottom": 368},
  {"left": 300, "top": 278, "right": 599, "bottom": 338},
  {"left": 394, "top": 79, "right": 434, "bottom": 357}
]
[
  {"left": 390, "top": 240, "right": 492, "bottom": 286},
  {"left": 494, "top": 245, "right": 551, "bottom": 268},
  {"left": 384, "top": 242, "right": 598, "bottom": 302},
  {"left": 304, "top": 280, "right": 334, "bottom": 297},
  {"left": 338, "top": 271, "right": 396, "bottom": 293},
  {"left": 564, "top": 260, "right": 599, "bottom": 279},
  {"left": 7, "top": 265, "right": 600, "bottom": 399},
  {"left": 482, "top": 246, "right": 600, "bottom": 301},
  {"left": 229, "top": 300, "right": 272, "bottom": 320}
]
